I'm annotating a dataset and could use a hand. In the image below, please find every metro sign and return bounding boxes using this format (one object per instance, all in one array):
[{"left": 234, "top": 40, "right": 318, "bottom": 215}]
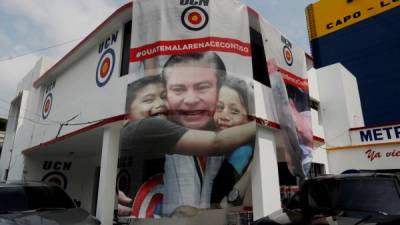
[{"left": 350, "top": 123, "right": 400, "bottom": 145}]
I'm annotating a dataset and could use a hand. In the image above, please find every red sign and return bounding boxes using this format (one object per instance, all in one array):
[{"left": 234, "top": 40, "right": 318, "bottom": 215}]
[{"left": 130, "top": 37, "right": 251, "bottom": 62}]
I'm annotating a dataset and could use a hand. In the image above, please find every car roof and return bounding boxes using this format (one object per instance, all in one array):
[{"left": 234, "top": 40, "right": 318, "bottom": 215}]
[
  {"left": 308, "top": 173, "right": 400, "bottom": 182},
  {"left": 0, "top": 180, "right": 58, "bottom": 188}
]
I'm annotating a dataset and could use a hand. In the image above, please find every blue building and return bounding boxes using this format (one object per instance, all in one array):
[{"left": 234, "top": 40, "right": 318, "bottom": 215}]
[{"left": 307, "top": 0, "right": 400, "bottom": 126}]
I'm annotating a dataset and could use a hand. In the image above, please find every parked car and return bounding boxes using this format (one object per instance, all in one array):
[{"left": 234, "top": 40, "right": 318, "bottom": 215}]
[
  {"left": 255, "top": 173, "right": 400, "bottom": 225},
  {"left": 0, "top": 181, "right": 100, "bottom": 225}
]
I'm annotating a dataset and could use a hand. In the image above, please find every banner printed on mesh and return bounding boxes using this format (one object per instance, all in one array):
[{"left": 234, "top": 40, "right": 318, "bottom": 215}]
[
  {"left": 260, "top": 17, "right": 307, "bottom": 80},
  {"left": 261, "top": 12, "right": 313, "bottom": 179},
  {"left": 181, "top": 6, "right": 209, "bottom": 31},
  {"left": 268, "top": 59, "right": 313, "bottom": 178},
  {"left": 129, "top": 0, "right": 252, "bottom": 77},
  {"left": 116, "top": 0, "right": 256, "bottom": 220}
]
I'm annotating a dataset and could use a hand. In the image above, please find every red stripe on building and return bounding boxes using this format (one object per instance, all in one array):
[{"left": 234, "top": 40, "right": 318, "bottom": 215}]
[
  {"left": 22, "top": 114, "right": 127, "bottom": 155},
  {"left": 130, "top": 36, "right": 252, "bottom": 62},
  {"left": 248, "top": 115, "right": 280, "bottom": 129},
  {"left": 21, "top": 113, "right": 323, "bottom": 156}
]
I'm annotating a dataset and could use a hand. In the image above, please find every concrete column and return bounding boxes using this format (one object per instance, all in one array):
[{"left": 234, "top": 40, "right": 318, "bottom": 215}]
[
  {"left": 317, "top": 63, "right": 364, "bottom": 147},
  {"left": 252, "top": 127, "right": 281, "bottom": 220},
  {"left": 0, "top": 101, "right": 19, "bottom": 180},
  {"left": 96, "top": 123, "right": 121, "bottom": 224}
]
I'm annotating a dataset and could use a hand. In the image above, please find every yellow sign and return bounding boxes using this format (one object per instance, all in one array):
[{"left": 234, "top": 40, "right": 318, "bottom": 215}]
[{"left": 306, "top": 0, "right": 400, "bottom": 40}]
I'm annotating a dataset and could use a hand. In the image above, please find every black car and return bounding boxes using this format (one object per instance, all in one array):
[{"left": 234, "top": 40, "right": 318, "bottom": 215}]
[
  {"left": 255, "top": 173, "right": 400, "bottom": 225},
  {"left": 0, "top": 181, "right": 100, "bottom": 225}
]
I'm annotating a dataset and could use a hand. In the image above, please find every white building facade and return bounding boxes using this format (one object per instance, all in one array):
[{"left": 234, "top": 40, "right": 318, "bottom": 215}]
[{"left": 2, "top": 2, "right": 392, "bottom": 225}]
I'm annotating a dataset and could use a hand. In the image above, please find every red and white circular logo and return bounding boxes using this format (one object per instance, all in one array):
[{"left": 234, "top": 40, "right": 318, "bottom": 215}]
[
  {"left": 96, "top": 48, "right": 115, "bottom": 87},
  {"left": 42, "top": 171, "right": 68, "bottom": 190},
  {"left": 181, "top": 6, "right": 209, "bottom": 31},
  {"left": 42, "top": 93, "right": 53, "bottom": 120},
  {"left": 283, "top": 46, "right": 293, "bottom": 66},
  {"left": 131, "top": 174, "right": 163, "bottom": 218}
]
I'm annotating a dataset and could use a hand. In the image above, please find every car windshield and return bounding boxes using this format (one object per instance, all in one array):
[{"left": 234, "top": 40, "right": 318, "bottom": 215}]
[
  {"left": 307, "top": 177, "right": 400, "bottom": 215},
  {"left": 0, "top": 185, "right": 75, "bottom": 212}
]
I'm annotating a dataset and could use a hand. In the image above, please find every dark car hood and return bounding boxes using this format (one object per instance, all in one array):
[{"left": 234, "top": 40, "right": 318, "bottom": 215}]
[
  {"left": 0, "top": 208, "right": 99, "bottom": 225},
  {"left": 256, "top": 209, "right": 400, "bottom": 225},
  {"left": 309, "top": 214, "right": 400, "bottom": 225}
]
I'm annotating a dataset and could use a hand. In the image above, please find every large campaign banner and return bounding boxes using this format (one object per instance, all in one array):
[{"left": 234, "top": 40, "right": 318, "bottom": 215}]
[
  {"left": 260, "top": 17, "right": 313, "bottom": 178},
  {"left": 129, "top": 0, "right": 253, "bottom": 78},
  {"left": 116, "top": 0, "right": 256, "bottom": 220}
]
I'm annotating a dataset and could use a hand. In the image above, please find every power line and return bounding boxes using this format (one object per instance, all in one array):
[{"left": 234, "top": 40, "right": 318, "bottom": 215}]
[
  {"left": 0, "top": 95, "right": 110, "bottom": 127},
  {"left": 0, "top": 37, "right": 83, "bottom": 62}
]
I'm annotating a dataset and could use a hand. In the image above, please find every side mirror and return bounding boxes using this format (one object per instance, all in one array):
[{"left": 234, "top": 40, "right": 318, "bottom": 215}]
[{"left": 74, "top": 199, "right": 81, "bottom": 208}]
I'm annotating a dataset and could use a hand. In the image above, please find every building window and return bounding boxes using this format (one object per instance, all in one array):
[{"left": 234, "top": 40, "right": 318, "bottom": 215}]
[
  {"left": 0, "top": 118, "right": 7, "bottom": 131},
  {"left": 120, "top": 21, "right": 132, "bottom": 77},
  {"left": 248, "top": 12, "right": 270, "bottom": 87}
]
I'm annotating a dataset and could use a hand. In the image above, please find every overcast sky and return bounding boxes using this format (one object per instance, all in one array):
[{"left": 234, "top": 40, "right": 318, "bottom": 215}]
[{"left": 0, "top": 0, "right": 315, "bottom": 119}]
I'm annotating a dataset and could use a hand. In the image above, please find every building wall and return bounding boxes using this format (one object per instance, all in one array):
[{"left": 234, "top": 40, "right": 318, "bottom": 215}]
[
  {"left": 307, "top": 0, "right": 400, "bottom": 126},
  {"left": 0, "top": 25, "right": 126, "bottom": 181},
  {"left": 327, "top": 121, "right": 400, "bottom": 175},
  {"left": 0, "top": 4, "right": 337, "bottom": 222},
  {"left": 24, "top": 154, "right": 100, "bottom": 213},
  {"left": 2, "top": 9, "right": 329, "bottom": 176},
  {"left": 317, "top": 63, "right": 364, "bottom": 148},
  {"left": 328, "top": 143, "right": 400, "bottom": 174},
  {"left": 1, "top": 58, "right": 53, "bottom": 180},
  {"left": 308, "top": 68, "right": 324, "bottom": 139},
  {"left": 31, "top": 27, "right": 125, "bottom": 148},
  {"left": 305, "top": 0, "right": 400, "bottom": 175}
]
